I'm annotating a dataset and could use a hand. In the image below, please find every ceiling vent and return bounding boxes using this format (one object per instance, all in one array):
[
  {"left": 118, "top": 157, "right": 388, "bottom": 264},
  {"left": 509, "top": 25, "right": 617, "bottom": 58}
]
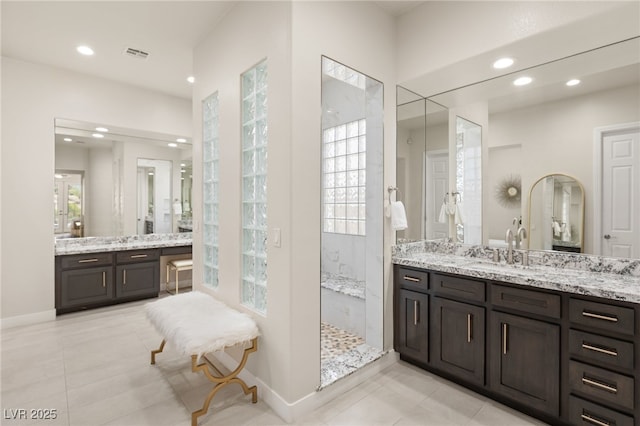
[{"left": 123, "top": 47, "right": 149, "bottom": 59}]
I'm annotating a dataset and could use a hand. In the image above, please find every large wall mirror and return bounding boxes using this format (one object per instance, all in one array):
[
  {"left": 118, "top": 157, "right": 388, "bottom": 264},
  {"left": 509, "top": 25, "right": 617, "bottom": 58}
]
[
  {"left": 54, "top": 119, "right": 192, "bottom": 238},
  {"left": 397, "top": 36, "right": 640, "bottom": 258}
]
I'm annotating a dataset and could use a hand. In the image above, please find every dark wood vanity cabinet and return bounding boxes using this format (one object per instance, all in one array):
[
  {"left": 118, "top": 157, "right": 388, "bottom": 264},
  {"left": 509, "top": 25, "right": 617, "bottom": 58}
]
[
  {"left": 393, "top": 264, "right": 639, "bottom": 425},
  {"left": 56, "top": 248, "right": 161, "bottom": 314},
  {"left": 115, "top": 250, "right": 160, "bottom": 298}
]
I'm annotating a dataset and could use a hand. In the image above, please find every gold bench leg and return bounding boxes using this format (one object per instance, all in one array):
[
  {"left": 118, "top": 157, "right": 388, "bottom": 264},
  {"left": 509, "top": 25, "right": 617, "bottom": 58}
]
[
  {"left": 150, "top": 339, "right": 166, "bottom": 365},
  {"left": 190, "top": 338, "right": 258, "bottom": 426}
]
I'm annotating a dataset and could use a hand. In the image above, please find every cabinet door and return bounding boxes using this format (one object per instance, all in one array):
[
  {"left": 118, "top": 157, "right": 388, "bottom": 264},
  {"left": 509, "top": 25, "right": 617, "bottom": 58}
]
[
  {"left": 431, "top": 297, "right": 485, "bottom": 386},
  {"left": 491, "top": 311, "right": 560, "bottom": 416},
  {"left": 60, "top": 266, "right": 113, "bottom": 308},
  {"left": 116, "top": 262, "right": 159, "bottom": 298},
  {"left": 397, "top": 289, "right": 429, "bottom": 362}
]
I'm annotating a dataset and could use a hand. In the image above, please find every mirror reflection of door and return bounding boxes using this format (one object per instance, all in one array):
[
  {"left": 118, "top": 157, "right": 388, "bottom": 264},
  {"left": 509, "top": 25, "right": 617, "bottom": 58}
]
[
  {"left": 137, "top": 158, "right": 172, "bottom": 235},
  {"left": 601, "top": 129, "right": 640, "bottom": 258},
  {"left": 54, "top": 171, "right": 83, "bottom": 237}
]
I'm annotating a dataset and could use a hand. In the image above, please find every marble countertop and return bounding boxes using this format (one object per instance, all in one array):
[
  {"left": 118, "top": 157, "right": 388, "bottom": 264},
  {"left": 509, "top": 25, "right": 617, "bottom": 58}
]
[
  {"left": 393, "top": 242, "right": 640, "bottom": 304},
  {"left": 55, "top": 233, "right": 192, "bottom": 256}
]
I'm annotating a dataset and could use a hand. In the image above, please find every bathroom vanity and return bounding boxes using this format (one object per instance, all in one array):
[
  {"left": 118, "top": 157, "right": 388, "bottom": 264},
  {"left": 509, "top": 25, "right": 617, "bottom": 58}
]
[
  {"left": 54, "top": 234, "right": 192, "bottom": 314},
  {"left": 393, "top": 241, "right": 639, "bottom": 426}
]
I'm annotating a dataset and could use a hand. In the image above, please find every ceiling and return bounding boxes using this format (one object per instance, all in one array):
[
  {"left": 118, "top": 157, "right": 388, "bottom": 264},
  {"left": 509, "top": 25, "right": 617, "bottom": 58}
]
[{"left": 1, "top": 1, "right": 418, "bottom": 100}]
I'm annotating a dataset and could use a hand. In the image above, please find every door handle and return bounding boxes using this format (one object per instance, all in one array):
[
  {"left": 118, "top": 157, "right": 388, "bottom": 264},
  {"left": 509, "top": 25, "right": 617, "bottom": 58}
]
[
  {"left": 413, "top": 301, "right": 419, "bottom": 325},
  {"left": 467, "top": 314, "right": 472, "bottom": 343},
  {"left": 502, "top": 323, "right": 508, "bottom": 355},
  {"left": 603, "top": 234, "right": 611, "bottom": 240},
  {"left": 123, "top": 270, "right": 127, "bottom": 285}
]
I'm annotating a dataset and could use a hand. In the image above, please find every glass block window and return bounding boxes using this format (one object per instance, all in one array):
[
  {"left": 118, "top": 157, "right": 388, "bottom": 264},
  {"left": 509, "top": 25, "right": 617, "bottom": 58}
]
[
  {"left": 323, "top": 119, "right": 367, "bottom": 236},
  {"left": 241, "top": 60, "right": 268, "bottom": 314},
  {"left": 203, "top": 92, "right": 220, "bottom": 289},
  {"left": 322, "top": 57, "right": 366, "bottom": 90}
]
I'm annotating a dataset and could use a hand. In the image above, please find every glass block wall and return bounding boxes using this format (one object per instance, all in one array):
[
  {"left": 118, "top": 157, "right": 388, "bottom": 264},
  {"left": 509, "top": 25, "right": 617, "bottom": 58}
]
[
  {"left": 241, "top": 60, "right": 268, "bottom": 314},
  {"left": 203, "top": 92, "right": 220, "bottom": 288},
  {"left": 322, "top": 119, "right": 367, "bottom": 236}
]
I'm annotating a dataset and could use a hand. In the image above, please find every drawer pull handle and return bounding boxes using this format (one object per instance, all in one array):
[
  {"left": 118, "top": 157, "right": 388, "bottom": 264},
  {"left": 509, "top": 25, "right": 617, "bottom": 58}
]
[
  {"left": 582, "top": 342, "right": 618, "bottom": 357},
  {"left": 404, "top": 275, "right": 421, "bottom": 283},
  {"left": 102, "top": 271, "right": 106, "bottom": 288},
  {"left": 467, "top": 313, "right": 472, "bottom": 343},
  {"left": 581, "top": 413, "right": 611, "bottom": 426},
  {"left": 582, "top": 376, "right": 617, "bottom": 394},
  {"left": 130, "top": 254, "right": 148, "bottom": 259},
  {"left": 78, "top": 258, "right": 99, "bottom": 263},
  {"left": 413, "top": 300, "right": 419, "bottom": 325},
  {"left": 502, "top": 323, "right": 508, "bottom": 355},
  {"left": 582, "top": 311, "right": 618, "bottom": 323}
]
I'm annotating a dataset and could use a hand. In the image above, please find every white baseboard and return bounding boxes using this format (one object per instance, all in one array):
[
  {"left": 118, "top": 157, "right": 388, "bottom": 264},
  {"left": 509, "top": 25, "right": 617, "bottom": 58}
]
[
  {"left": 215, "top": 349, "right": 399, "bottom": 423},
  {"left": 1, "top": 309, "right": 56, "bottom": 329}
]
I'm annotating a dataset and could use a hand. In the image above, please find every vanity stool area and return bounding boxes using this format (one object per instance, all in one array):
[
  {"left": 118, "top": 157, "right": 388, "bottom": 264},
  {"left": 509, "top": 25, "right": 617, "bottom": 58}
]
[
  {"left": 54, "top": 235, "right": 192, "bottom": 314},
  {"left": 393, "top": 244, "right": 640, "bottom": 426}
]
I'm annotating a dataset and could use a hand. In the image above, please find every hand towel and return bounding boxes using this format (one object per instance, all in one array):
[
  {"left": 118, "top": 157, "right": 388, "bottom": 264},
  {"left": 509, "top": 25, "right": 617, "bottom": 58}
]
[
  {"left": 390, "top": 201, "right": 408, "bottom": 231},
  {"left": 553, "top": 221, "right": 561, "bottom": 237},
  {"left": 438, "top": 202, "right": 448, "bottom": 223}
]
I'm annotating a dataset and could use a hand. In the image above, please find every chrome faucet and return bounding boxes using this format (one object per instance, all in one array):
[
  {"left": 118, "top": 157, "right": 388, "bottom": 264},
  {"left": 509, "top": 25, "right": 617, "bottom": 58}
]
[
  {"left": 517, "top": 226, "right": 529, "bottom": 266},
  {"left": 505, "top": 228, "right": 514, "bottom": 264}
]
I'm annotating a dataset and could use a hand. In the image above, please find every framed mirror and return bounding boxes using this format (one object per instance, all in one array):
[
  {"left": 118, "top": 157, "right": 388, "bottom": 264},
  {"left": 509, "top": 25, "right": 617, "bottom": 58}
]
[
  {"left": 528, "top": 174, "right": 585, "bottom": 253},
  {"left": 54, "top": 118, "right": 192, "bottom": 238}
]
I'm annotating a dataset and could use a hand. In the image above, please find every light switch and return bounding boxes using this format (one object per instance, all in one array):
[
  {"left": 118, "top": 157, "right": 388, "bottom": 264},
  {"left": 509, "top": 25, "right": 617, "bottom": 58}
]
[{"left": 273, "top": 228, "right": 281, "bottom": 248}]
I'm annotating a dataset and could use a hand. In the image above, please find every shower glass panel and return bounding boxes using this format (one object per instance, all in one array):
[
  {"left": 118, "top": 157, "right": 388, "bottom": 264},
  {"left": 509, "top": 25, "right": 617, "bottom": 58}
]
[{"left": 320, "top": 56, "right": 384, "bottom": 388}]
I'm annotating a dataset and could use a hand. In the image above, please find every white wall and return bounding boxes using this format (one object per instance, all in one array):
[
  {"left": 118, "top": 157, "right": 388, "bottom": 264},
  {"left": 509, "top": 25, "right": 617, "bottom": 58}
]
[{"left": 1, "top": 56, "right": 191, "bottom": 323}]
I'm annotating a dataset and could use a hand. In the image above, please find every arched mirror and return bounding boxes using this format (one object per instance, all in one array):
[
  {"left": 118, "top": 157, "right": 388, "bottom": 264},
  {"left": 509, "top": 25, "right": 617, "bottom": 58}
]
[{"left": 528, "top": 173, "right": 585, "bottom": 253}]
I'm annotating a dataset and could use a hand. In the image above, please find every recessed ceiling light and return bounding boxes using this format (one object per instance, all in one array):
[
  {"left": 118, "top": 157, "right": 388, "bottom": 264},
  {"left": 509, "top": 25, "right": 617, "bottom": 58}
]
[
  {"left": 180, "top": 163, "right": 186, "bottom": 167},
  {"left": 92, "top": 133, "right": 104, "bottom": 138},
  {"left": 77, "top": 45, "right": 94, "bottom": 56},
  {"left": 95, "top": 127, "right": 109, "bottom": 132},
  {"left": 187, "top": 76, "right": 195, "bottom": 84},
  {"left": 513, "top": 76, "right": 533, "bottom": 86},
  {"left": 63, "top": 138, "right": 72, "bottom": 142},
  {"left": 566, "top": 79, "right": 581, "bottom": 86},
  {"left": 176, "top": 138, "right": 187, "bottom": 143},
  {"left": 181, "top": 169, "right": 186, "bottom": 173},
  {"left": 493, "top": 57, "right": 514, "bottom": 69},
  {"left": 168, "top": 143, "right": 178, "bottom": 148},
  {"left": 148, "top": 172, "right": 154, "bottom": 176},
  {"left": 55, "top": 174, "right": 64, "bottom": 179}
]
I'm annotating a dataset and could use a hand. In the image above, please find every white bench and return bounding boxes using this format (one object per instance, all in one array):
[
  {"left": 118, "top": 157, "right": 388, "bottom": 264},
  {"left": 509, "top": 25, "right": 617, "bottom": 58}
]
[{"left": 145, "top": 291, "right": 260, "bottom": 425}]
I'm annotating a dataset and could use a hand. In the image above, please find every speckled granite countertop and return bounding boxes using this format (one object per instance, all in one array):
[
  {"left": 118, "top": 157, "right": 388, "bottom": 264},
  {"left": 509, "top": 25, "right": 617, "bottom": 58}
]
[
  {"left": 392, "top": 240, "right": 640, "bottom": 304},
  {"left": 55, "top": 233, "right": 192, "bottom": 256}
]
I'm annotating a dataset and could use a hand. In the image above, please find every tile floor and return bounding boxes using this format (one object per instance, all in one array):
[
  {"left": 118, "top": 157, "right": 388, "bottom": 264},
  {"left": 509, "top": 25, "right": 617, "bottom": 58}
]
[{"left": 1, "top": 297, "right": 547, "bottom": 426}]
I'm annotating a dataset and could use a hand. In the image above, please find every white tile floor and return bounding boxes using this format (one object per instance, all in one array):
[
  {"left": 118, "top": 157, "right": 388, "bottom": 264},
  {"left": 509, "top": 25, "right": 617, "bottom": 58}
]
[{"left": 1, "top": 297, "right": 548, "bottom": 426}]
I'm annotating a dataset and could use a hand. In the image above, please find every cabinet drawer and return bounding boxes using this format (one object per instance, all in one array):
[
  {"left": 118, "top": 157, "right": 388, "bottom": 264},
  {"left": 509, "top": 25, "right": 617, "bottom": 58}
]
[
  {"left": 116, "top": 249, "right": 160, "bottom": 264},
  {"left": 570, "top": 298, "right": 635, "bottom": 336},
  {"left": 432, "top": 273, "right": 485, "bottom": 302},
  {"left": 60, "top": 252, "right": 113, "bottom": 269},
  {"left": 569, "top": 395, "right": 634, "bottom": 426},
  {"left": 569, "top": 360, "right": 635, "bottom": 411},
  {"left": 569, "top": 329, "right": 634, "bottom": 371},
  {"left": 491, "top": 284, "right": 560, "bottom": 319},
  {"left": 396, "top": 267, "right": 429, "bottom": 292}
]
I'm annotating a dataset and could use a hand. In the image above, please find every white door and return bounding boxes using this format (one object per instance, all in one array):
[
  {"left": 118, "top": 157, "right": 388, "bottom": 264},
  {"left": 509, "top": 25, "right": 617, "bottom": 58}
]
[
  {"left": 425, "top": 152, "right": 448, "bottom": 239},
  {"left": 602, "top": 130, "right": 640, "bottom": 258}
]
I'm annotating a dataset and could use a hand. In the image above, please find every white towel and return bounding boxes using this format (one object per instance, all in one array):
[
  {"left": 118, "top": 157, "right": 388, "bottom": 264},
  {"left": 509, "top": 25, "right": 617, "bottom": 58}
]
[
  {"left": 390, "top": 201, "right": 408, "bottom": 231},
  {"left": 438, "top": 202, "right": 447, "bottom": 223},
  {"left": 553, "top": 221, "right": 562, "bottom": 237}
]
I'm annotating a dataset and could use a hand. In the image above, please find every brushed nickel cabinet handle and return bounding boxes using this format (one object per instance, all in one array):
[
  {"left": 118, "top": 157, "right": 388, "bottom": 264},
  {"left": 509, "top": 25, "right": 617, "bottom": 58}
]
[
  {"left": 123, "top": 270, "right": 127, "bottom": 285},
  {"left": 102, "top": 271, "right": 106, "bottom": 288},
  {"left": 467, "top": 313, "right": 472, "bottom": 343},
  {"left": 582, "top": 342, "right": 618, "bottom": 357},
  {"left": 581, "top": 413, "right": 611, "bottom": 426},
  {"left": 130, "top": 254, "right": 148, "bottom": 259},
  {"left": 413, "top": 300, "right": 419, "bottom": 325},
  {"left": 404, "top": 275, "right": 420, "bottom": 283},
  {"left": 502, "top": 323, "right": 508, "bottom": 355},
  {"left": 78, "top": 258, "right": 99, "bottom": 263},
  {"left": 582, "top": 376, "right": 617, "bottom": 394},
  {"left": 582, "top": 311, "right": 618, "bottom": 323}
]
